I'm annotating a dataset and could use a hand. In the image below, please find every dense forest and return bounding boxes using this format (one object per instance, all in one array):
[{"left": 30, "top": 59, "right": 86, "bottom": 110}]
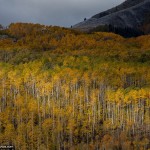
[
  {"left": 0, "top": 23, "right": 150, "bottom": 150},
  {"left": 89, "top": 24, "right": 144, "bottom": 38}
]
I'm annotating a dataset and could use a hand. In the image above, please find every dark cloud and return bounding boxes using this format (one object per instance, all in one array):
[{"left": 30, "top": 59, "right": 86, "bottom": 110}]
[{"left": 0, "top": 0, "right": 124, "bottom": 27}]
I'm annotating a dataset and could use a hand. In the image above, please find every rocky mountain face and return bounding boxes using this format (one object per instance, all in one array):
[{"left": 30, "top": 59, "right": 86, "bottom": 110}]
[
  {"left": 92, "top": 0, "right": 145, "bottom": 19},
  {"left": 73, "top": 0, "right": 150, "bottom": 36}
]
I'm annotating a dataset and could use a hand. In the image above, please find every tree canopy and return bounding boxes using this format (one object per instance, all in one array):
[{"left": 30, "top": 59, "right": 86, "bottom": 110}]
[{"left": 0, "top": 23, "right": 149, "bottom": 149}]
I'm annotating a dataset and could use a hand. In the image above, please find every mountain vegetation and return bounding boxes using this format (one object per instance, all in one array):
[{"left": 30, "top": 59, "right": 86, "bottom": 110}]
[{"left": 0, "top": 23, "right": 150, "bottom": 150}]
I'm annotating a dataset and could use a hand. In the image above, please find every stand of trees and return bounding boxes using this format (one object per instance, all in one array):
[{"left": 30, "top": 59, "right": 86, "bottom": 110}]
[
  {"left": 89, "top": 24, "right": 144, "bottom": 38},
  {"left": 0, "top": 23, "right": 149, "bottom": 149}
]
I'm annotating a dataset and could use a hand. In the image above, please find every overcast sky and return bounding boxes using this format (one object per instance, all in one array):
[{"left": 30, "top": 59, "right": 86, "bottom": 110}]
[{"left": 0, "top": 0, "right": 124, "bottom": 27}]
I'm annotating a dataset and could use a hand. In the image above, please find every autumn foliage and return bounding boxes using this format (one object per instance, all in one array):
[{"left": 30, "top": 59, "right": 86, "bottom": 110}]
[{"left": 0, "top": 23, "right": 149, "bottom": 150}]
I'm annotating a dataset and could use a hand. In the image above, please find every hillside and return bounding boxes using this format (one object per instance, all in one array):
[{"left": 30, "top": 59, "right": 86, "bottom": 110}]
[
  {"left": 0, "top": 23, "right": 150, "bottom": 149},
  {"left": 73, "top": 0, "right": 150, "bottom": 37},
  {"left": 92, "top": 0, "right": 145, "bottom": 19}
]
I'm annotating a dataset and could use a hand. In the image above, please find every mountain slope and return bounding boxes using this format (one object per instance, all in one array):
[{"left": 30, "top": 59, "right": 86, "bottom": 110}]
[
  {"left": 92, "top": 0, "right": 145, "bottom": 19},
  {"left": 73, "top": 0, "right": 150, "bottom": 35}
]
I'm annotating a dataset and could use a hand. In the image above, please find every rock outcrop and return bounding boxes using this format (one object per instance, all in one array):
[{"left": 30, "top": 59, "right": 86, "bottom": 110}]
[{"left": 73, "top": 0, "right": 150, "bottom": 35}]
